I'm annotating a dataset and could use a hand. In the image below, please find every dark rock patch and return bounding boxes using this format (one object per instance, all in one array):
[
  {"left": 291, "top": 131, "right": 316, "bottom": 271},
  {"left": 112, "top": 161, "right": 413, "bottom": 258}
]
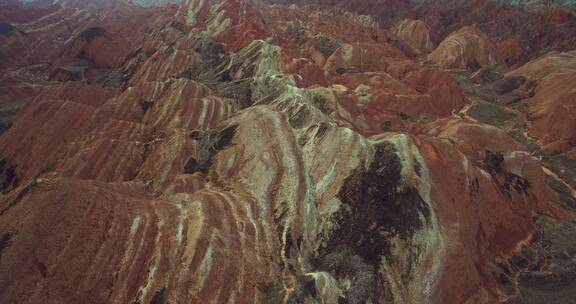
[
  {"left": 511, "top": 127, "right": 576, "bottom": 188},
  {"left": 262, "top": 282, "right": 286, "bottom": 304},
  {"left": 507, "top": 124, "right": 576, "bottom": 202},
  {"left": 0, "top": 22, "right": 16, "bottom": 37},
  {"left": 311, "top": 93, "right": 334, "bottom": 115},
  {"left": 285, "top": 23, "right": 342, "bottom": 58},
  {"left": 467, "top": 103, "right": 516, "bottom": 127},
  {"left": 150, "top": 288, "right": 166, "bottom": 304},
  {"left": 77, "top": 27, "right": 108, "bottom": 42},
  {"left": 450, "top": 70, "right": 523, "bottom": 106},
  {"left": 333, "top": 143, "right": 430, "bottom": 261},
  {"left": 184, "top": 157, "right": 206, "bottom": 174},
  {"left": 466, "top": 60, "right": 481, "bottom": 71},
  {"left": 0, "top": 180, "right": 35, "bottom": 217},
  {"left": 182, "top": 34, "right": 231, "bottom": 83},
  {"left": 0, "top": 232, "right": 13, "bottom": 260},
  {"left": 314, "top": 122, "right": 330, "bottom": 141},
  {"left": 34, "top": 258, "right": 48, "bottom": 278},
  {"left": 310, "top": 34, "right": 341, "bottom": 58},
  {"left": 316, "top": 247, "right": 379, "bottom": 303},
  {"left": 484, "top": 150, "right": 530, "bottom": 195},
  {"left": 183, "top": 35, "right": 227, "bottom": 82},
  {"left": 89, "top": 68, "right": 125, "bottom": 88},
  {"left": 0, "top": 121, "right": 12, "bottom": 135},
  {"left": 381, "top": 121, "right": 394, "bottom": 132},
  {"left": 213, "top": 126, "right": 236, "bottom": 151},
  {"left": 184, "top": 125, "right": 238, "bottom": 174},
  {"left": 50, "top": 58, "right": 94, "bottom": 81},
  {"left": 0, "top": 159, "right": 19, "bottom": 194},
  {"left": 485, "top": 150, "right": 505, "bottom": 171},
  {"left": 470, "top": 68, "right": 504, "bottom": 85},
  {"left": 545, "top": 176, "right": 576, "bottom": 210},
  {"left": 139, "top": 100, "right": 154, "bottom": 113},
  {"left": 493, "top": 76, "right": 526, "bottom": 94},
  {"left": 507, "top": 123, "right": 540, "bottom": 152},
  {"left": 385, "top": 35, "right": 419, "bottom": 59},
  {"left": 287, "top": 106, "right": 311, "bottom": 129},
  {"left": 398, "top": 112, "right": 410, "bottom": 120},
  {"left": 540, "top": 153, "right": 576, "bottom": 188},
  {"left": 504, "top": 216, "right": 576, "bottom": 304},
  {"left": 314, "top": 143, "right": 431, "bottom": 303}
]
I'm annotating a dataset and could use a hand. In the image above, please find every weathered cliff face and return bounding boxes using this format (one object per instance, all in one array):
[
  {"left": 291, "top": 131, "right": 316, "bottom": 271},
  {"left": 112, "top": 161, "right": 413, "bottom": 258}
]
[{"left": 0, "top": 0, "right": 575, "bottom": 304}]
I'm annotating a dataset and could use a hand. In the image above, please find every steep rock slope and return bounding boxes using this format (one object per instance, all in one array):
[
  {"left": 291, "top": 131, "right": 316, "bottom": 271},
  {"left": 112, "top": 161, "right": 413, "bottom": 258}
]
[
  {"left": 268, "top": 0, "right": 576, "bottom": 66},
  {"left": 392, "top": 18, "right": 435, "bottom": 53},
  {"left": 0, "top": 0, "right": 575, "bottom": 304},
  {"left": 428, "top": 25, "right": 502, "bottom": 69},
  {"left": 497, "top": 38, "right": 525, "bottom": 67},
  {"left": 507, "top": 50, "right": 576, "bottom": 156}
]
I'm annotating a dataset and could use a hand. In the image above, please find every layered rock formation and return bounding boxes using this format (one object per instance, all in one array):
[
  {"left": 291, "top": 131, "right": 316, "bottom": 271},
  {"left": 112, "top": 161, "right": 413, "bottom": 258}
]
[
  {"left": 0, "top": 0, "right": 575, "bottom": 304},
  {"left": 269, "top": 0, "right": 576, "bottom": 66},
  {"left": 392, "top": 19, "right": 435, "bottom": 53},
  {"left": 507, "top": 50, "right": 576, "bottom": 156},
  {"left": 428, "top": 25, "right": 502, "bottom": 69}
]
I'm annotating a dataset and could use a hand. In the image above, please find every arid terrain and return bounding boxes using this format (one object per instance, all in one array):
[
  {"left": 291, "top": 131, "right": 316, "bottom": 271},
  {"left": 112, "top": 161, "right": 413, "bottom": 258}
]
[{"left": 0, "top": 0, "right": 575, "bottom": 303}]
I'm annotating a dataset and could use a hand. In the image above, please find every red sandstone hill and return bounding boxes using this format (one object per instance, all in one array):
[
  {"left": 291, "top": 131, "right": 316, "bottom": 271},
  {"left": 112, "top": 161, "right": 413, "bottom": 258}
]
[
  {"left": 507, "top": 50, "right": 576, "bottom": 156},
  {"left": 0, "top": 0, "right": 575, "bottom": 304},
  {"left": 269, "top": 0, "right": 576, "bottom": 66},
  {"left": 428, "top": 25, "right": 503, "bottom": 69},
  {"left": 392, "top": 18, "right": 435, "bottom": 54}
]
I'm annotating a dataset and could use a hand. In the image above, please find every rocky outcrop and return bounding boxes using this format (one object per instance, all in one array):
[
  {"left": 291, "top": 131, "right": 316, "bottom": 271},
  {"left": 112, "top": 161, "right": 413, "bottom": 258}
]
[
  {"left": 507, "top": 50, "right": 576, "bottom": 155},
  {"left": 527, "top": 70, "right": 576, "bottom": 154},
  {"left": 324, "top": 42, "right": 406, "bottom": 74},
  {"left": 507, "top": 50, "right": 576, "bottom": 81},
  {"left": 497, "top": 38, "right": 525, "bottom": 67},
  {"left": 428, "top": 25, "right": 503, "bottom": 69},
  {"left": 266, "top": 0, "right": 576, "bottom": 65},
  {"left": 392, "top": 19, "right": 435, "bottom": 53},
  {"left": 0, "top": 1, "right": 575, "bottom": 304},
  {"left": 48, "top": 27, "right": 131, "bottom": 73}
]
